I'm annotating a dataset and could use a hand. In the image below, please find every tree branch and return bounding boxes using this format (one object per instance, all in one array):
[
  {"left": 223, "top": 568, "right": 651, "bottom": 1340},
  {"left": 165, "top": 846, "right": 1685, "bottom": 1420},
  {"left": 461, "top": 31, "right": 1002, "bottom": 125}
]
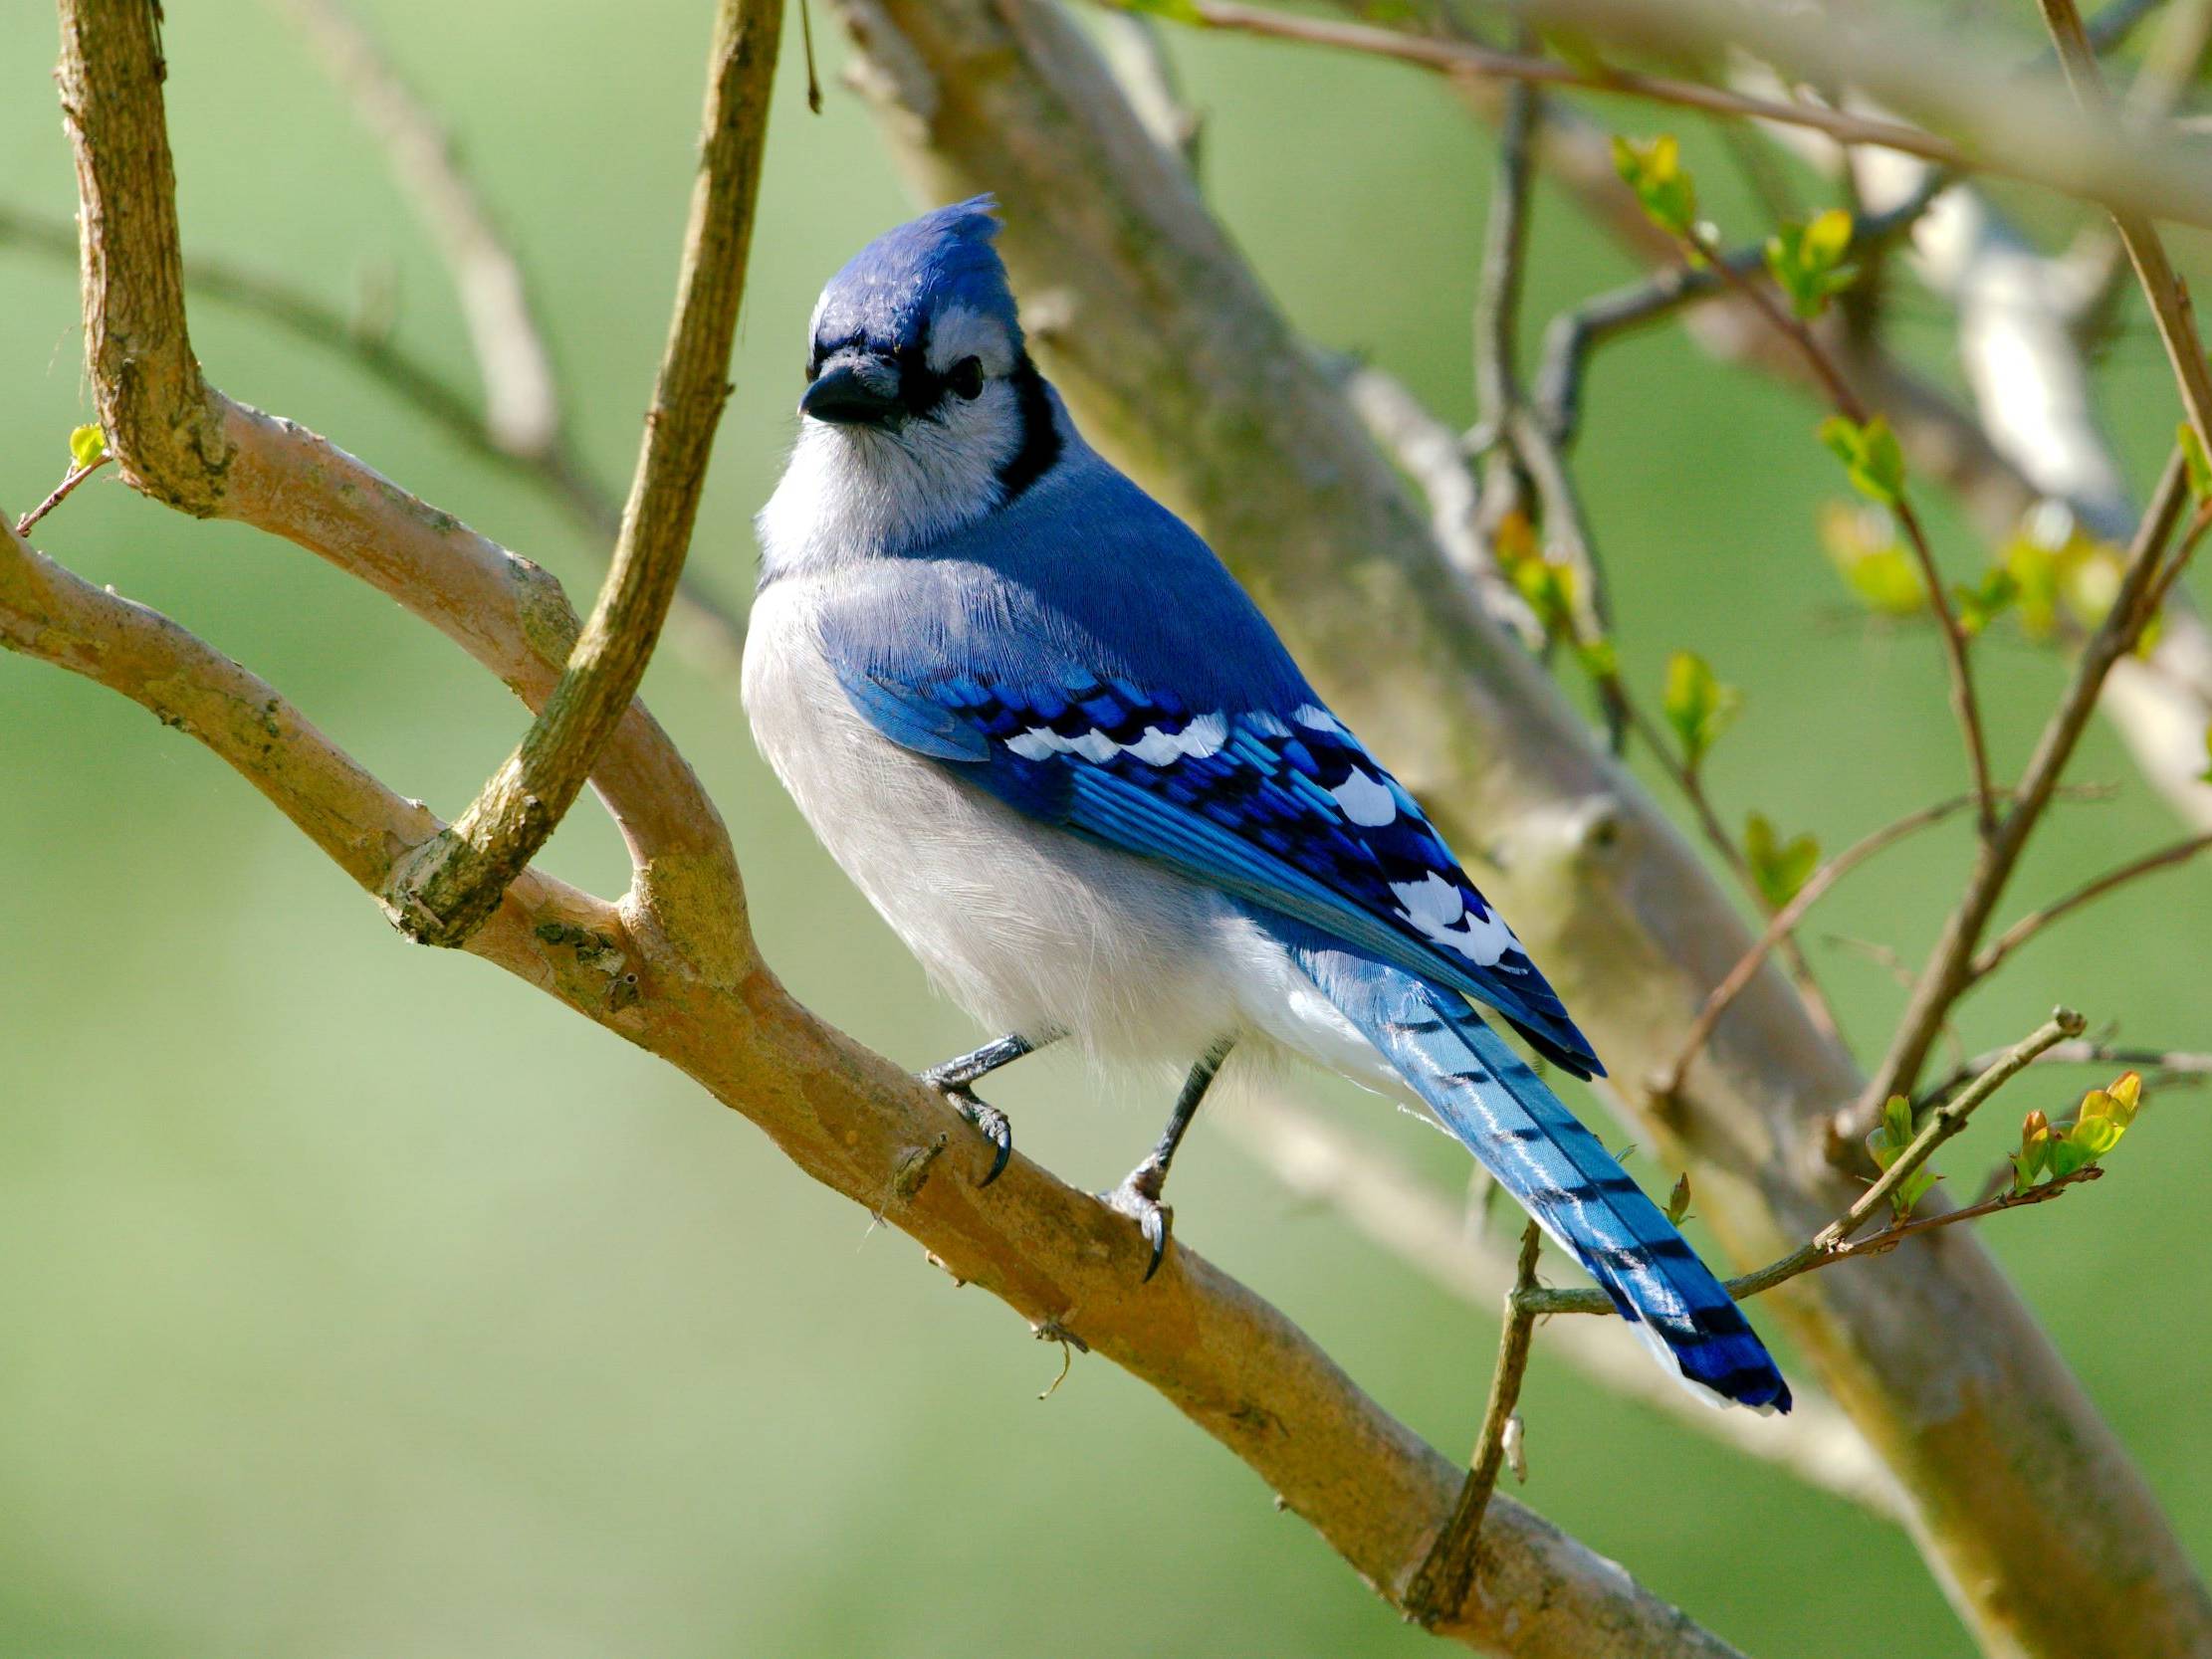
[
  {"left": 1853, "top": 451, "right": 2197, "bottom": 1129},
  {"left": 0, "top": 502, "right": 1753, "bottom": 1656},
  {"left": 268, "top": 0, "right": 562, "bottom": 457},
  {"left": 1405, "top": 1223, "right": 1545, "bottom": 1629},
  {"left": 1150, "top": 0, "right": 2212, "bottom": 228},
  {"left": 1216, "top": 1093, "right": 1904, "bottom": 1518},
  {"left": 824, "top": 6, "right": 2212, "bottom": 1651},
  {"left": 1525, "top": 1009, "right": 2090, "bottom": 1317},
  {"left": 1969, "top": 829, "right": 2212, "bottom": 982},
  {"left": 383, "top": 0, "right": 778, "bottom": 947}
]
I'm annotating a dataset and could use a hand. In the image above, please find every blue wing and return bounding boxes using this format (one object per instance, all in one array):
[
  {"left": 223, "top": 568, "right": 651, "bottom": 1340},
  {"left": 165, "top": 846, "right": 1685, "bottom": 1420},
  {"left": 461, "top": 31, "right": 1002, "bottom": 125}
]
[{"left": 826, "top": 651, "right": 1600, "bottom": 1078}]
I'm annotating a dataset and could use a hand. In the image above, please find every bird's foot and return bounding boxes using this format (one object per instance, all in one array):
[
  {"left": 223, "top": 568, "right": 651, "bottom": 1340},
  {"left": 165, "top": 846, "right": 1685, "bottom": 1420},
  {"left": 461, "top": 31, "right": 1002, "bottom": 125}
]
[
  {"left": 1100, "top": 1158, "right": 1173, "bottom": 1282},
  {"left": 922, "top": 1075, "right": 1013, "bottom": 1186}
]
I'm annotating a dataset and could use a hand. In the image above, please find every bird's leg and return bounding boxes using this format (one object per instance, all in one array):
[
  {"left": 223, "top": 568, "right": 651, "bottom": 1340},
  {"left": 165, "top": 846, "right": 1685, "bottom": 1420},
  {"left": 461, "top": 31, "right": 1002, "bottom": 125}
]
[
  {"left": 1103, "top": 1038, "right": 1235, "bottom": 1282},
  {"left": 920, "top": 1029, "right": 1059, "bottom": 1187}
]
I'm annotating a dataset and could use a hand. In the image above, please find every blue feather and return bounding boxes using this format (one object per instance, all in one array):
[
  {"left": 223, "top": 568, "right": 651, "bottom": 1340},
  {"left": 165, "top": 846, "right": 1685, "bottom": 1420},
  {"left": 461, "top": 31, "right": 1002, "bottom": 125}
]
[{"left": 1282, "top": 926, "right": 1790, "bottom": 1412}]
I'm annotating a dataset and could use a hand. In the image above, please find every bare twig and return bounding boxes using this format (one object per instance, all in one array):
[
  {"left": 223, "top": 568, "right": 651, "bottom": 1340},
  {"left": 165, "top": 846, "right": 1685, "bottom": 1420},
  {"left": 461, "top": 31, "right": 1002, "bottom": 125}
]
[
  {"left": 1969, "top": 829, "right": 2212, "bottom": 982},
  {"left": 380, "top": 0, "right": 777, "bottom": 949},
  {"left": 1330, "top": 356, "right": 1546, "bottom": 649},
  {"left": 13, "top": 452, "right": 112, "bottom": 537},
  {"left": 1659, "top": 792, "right": 1986, "bottom": 1100},
  {"left": 1533, "top": 188, "right": 1943, "bottom": 448},
  {"left": 2039, "top": 0, "right": 2212, "bottom": 455},
  {"left": 1526, "top": 1009, "right": 2090, "bottom": 1317},
  {"left": 268, "top": 0, "right": 560, "bottom": 456},
  {"left": 1917, "top": 1039, "right": 2212, "bottom": 1107},
  {"left": 1404, "top": 1223, "right": 1544, "bottom": 1627}
]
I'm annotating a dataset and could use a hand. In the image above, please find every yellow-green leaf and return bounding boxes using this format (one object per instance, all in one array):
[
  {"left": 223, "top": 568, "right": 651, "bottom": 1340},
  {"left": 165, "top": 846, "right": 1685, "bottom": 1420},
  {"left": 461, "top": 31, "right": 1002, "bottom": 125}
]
[
  {"left": 1745, "top": 811, "right": 1820, "bottom": 910},
  {"left": 68, "top": 424, "right": 106, "bottom": 470},
  {"left": 1764, "top": 209, "right": 1859, "bottom": 320},
  {"left": 1661, "top": 650, "right": 1741, "bottom": 768},
  {"left": 1664, "top": 1171, "right": 1692, "bottom": 1226},
  {"left": 1951, "top": 568, "right": 2019, "bottom": 638},
  {"left": 1612, "top": 133, "right": 1697, "bottom": 238},
  {"left": 1819, "top": 414, "right": 1906, "bottom": 507},
  {"left": 1822, "top": 502, "right": 1925, "bottom": 615},
  {"left": 2181, "top": 422, "right": 2212, "bottom": 503}
]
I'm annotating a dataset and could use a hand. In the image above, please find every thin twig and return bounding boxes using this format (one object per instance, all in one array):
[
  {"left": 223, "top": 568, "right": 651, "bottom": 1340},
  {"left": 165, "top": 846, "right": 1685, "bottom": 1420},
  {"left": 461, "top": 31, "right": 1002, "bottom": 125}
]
[
  {"left": 2040, "top": 0, "right": 2212, "bottom": 454},
  {"left": 1403, "top": 1223, "right": 1544, "bottom": 1627},
  {"left": 381, "top": 0, "right": 777, "bottom": 948},
  {"left": 1658, "top": 791, "right": 1986, "bottom": 1099},
  {"left": 1852, "top": 450, "right": 2195, "bottom": 1133},
  {"left": 1682, "top": 225, "right": 1999, "bottom": 834},
  {"left": 1142, "top": 0, "right": 2212, "bottom": 228},
  {"left": 1534, "top": 187, "right": 1943, "bottom": 448},
  {"left": 1525, "top": 1009, "right": 2087, "bottom": 1317},
  {"left": 1330, "top": 356, "right": 1545, "bottom": 649},
  {"left": 1216, "top": 1093, "right": 1903, "bottom": 1516},
  {"left": 1970, "top": 829, "right": 2212, "bottom": 982},
  {"left": 268, "top": 0, "right": 561, "bottom": 456},
  {"left": 1916, "top": 1038, "right": 2212, "bottom": 1107},
  {"left": 12, "top": 455, "right": 112, "bottom": 538}
]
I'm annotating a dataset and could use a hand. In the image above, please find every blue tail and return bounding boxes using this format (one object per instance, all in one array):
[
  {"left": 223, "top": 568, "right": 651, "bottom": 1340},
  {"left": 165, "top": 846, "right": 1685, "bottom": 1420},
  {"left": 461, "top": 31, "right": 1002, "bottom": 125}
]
[{"left": 1285, "top": 932, "right": 1791, "bottom": 1413}]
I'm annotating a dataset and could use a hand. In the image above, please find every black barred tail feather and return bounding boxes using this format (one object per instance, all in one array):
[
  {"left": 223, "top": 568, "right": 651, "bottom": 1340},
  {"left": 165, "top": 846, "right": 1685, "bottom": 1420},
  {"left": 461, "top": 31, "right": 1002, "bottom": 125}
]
[{"left": 1285, "top": 930, "right": 1792, "bottom": 1413}]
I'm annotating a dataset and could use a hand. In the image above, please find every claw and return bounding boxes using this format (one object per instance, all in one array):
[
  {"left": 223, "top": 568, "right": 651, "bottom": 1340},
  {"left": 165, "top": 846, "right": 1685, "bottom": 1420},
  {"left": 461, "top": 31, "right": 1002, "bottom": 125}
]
[
  {"left": 1101, "top": 1161, "right": 1173, "bottom": 1281},
  {"left": 934, "top": 1083, "right": 1012, "bottom": 1186}
]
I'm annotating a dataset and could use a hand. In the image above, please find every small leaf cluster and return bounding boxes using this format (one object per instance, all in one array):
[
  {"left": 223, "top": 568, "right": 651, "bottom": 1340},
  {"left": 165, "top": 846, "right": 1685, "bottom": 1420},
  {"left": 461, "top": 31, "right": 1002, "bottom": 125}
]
[
  {"left": 1661, "top": 650, "right": 1739, "bottom": 771},
  {"left": 1866, "top": 1095, "right": 1938, "bottom": 1220},
  {"left": 1999, "top": 509, "right": 2133, "bottom": 641},
  {"left": 1820, "top": 502, "right": 1926, "bottom": 615},
  {"left": 69, "top": 424, "right": 107, "bottom": 470},
  {"left": 1494, "top": 512, "right": 1617, "bottom": 680},
  {"left": 1745, "top": 812, "right": 1819, "bottom": 910},
  {"left": 1819, "top": 414, "right": 1906, "bottom": 508},
  {"left": 2013, "top": 1072, "right": 2142, "bottom": 1193},
  {"left": 1765, "top": 210, "right": 1858, "bottom": 320},
  {"left": 1611, "top": 134, "right": 1700, "bottom": 243}
]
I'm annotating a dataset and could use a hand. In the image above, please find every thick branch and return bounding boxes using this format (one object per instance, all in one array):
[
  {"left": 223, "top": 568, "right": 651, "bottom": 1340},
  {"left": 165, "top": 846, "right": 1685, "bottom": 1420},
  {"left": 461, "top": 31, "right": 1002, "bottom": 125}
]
[
  {"left": 54, "top": 0, "right": 747, "bottom": 980},
  {"left": 384, "top": 0, "right": 778, "bottom": 947},
  {"left": 825, "top": 5, "right": 2212, "bottom": 1652},
  {"left": 0, "top": 512, "right": 1744, "bottom": 1657}
]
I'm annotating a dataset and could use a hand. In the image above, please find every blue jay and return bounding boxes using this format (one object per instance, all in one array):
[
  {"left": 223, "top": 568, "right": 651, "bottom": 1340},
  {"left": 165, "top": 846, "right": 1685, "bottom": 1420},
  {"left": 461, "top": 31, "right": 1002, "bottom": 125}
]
[{"left": 745, "top": 198, "right": 1789, "bottom": 1413}]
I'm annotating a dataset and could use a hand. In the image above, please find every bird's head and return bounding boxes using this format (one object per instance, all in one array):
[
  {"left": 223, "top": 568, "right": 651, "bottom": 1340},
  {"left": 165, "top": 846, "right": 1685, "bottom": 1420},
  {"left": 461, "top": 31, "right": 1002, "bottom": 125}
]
[{"left": 799, "top": 197, "right": 1055, "bottom": 488}]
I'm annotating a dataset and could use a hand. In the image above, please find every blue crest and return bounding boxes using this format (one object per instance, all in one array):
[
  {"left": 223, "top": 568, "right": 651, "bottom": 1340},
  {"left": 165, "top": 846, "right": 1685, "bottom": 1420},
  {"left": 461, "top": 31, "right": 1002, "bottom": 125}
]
[{"left": 811, "top": 195, "right": 1021, "bottom": 356}]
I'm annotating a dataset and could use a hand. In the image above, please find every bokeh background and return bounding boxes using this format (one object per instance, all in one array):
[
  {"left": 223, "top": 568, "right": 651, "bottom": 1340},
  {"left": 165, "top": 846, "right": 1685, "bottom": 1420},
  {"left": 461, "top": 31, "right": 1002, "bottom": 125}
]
[{"left": 3, "top": 3, "right": 2206, "bottom": 1654}]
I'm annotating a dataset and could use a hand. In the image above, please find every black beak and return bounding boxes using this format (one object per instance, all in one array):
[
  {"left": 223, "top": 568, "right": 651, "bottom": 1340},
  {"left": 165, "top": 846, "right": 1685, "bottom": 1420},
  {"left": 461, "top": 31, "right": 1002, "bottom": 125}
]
[{"left": 799, "top": 357, "right": 901, "bottom": 426}]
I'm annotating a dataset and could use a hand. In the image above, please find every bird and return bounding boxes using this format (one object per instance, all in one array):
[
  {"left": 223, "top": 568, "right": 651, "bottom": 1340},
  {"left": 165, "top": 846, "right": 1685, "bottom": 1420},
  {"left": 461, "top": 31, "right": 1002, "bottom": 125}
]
[{"left": 743, "top": 197, "right": 1790, "bottom": 1414}]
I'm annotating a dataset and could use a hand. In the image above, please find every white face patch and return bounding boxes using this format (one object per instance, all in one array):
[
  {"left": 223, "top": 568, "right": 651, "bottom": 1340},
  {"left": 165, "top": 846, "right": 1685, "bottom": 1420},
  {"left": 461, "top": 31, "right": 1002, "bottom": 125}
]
[
  {"left": 925, "top": 304, "right": 1017, "bottom": 377},
  {"left": 1330, "top": 767, "right": 1396, "bottom": 826}
]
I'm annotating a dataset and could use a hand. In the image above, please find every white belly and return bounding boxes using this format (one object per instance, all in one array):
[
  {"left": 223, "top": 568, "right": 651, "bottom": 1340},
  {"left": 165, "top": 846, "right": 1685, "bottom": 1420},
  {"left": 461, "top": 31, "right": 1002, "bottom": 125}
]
[{"left": 743, "top": 577, "right": 1242, "bottom": 1064}]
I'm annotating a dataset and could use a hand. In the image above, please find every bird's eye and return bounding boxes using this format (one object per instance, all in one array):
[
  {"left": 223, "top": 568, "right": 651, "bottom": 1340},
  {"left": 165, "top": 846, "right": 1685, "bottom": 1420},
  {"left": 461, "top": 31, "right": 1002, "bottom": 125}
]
[
  {"left": 803, "top": 357, "right": 819, "bottom": 384},
  {"left": 948, "top": 356, "right": 985, "bottom": 400}
]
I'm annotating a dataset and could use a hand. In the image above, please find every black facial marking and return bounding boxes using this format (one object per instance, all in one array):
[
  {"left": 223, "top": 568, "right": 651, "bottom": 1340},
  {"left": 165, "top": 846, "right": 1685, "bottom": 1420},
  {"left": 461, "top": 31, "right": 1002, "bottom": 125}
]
[{"left": 995, "top": 353, "right": 1062, "bottom": 505}]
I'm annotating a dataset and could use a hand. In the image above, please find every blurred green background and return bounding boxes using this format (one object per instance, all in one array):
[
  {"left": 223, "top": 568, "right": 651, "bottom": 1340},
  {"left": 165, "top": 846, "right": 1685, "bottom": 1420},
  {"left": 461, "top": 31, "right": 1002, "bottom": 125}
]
[{"left": 3, "top": 4, "right": 2206, "bottom": 1654}]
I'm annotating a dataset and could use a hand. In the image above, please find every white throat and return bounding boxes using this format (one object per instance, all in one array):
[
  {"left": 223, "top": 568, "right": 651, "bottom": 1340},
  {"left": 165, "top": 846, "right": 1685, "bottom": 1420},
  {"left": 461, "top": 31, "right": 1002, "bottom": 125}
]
[{"left": 757, "top": 381, "right": 1027, "bottom": 577}]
